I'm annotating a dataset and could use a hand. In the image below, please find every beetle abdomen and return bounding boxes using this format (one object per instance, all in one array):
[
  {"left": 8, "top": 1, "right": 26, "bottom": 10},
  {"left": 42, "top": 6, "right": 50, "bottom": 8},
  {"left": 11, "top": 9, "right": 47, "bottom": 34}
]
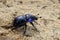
[{"left": 13, "top": 16, "right": 26, "bottom": 27}]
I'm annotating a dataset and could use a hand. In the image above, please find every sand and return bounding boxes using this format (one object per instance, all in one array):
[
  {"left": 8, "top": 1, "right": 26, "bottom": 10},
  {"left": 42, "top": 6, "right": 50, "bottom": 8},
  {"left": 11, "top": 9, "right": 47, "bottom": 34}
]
[{"left": 0, "top": 0, "right": 60, "bottom": 40}]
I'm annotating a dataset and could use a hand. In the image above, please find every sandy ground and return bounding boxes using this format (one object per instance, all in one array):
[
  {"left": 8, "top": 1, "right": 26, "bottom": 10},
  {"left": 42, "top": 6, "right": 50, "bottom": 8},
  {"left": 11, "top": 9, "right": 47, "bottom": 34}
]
[{"left": 0, "top": 0, "right": 60, "bottom": 40}]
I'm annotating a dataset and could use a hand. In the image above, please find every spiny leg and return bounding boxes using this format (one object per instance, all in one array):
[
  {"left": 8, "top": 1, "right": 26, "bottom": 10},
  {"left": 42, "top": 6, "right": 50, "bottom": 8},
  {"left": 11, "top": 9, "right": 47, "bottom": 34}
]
[{"left": 30, "top": 22, "right": 39, "bottom": 32}]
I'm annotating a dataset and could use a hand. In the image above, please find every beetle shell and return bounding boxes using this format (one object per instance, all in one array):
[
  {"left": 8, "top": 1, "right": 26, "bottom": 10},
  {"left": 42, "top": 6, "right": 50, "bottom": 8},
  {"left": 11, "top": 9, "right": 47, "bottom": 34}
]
[
  {"left": 13, "top": 14, "right": 38, "bottom": 28},
  {"left": 13, "top": 15, "right": 27, "bottom": 28}
]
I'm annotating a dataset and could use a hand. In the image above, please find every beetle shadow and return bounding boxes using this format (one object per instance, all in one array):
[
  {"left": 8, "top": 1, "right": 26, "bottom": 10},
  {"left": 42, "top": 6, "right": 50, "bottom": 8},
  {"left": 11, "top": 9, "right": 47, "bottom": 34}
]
[
  {"left": 0, "top": 25, "right": 26, "bottom": 35},
  {"left": 0, "top": 25, "right": 39, "bottom": 37}
]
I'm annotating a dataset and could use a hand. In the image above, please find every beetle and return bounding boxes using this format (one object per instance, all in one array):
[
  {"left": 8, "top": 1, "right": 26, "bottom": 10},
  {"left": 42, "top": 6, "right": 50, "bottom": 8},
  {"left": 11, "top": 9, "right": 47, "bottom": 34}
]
[{"left": 1, "top": 14, "right": 40, "bottom": 36}]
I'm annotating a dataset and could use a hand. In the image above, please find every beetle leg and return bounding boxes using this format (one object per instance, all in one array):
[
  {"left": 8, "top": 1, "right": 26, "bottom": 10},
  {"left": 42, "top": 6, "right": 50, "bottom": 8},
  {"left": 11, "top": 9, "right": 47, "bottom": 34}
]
[
  {"left": 34, "top": 21, "right": 39, "bottom": 25},
  {"left": 30, "top": 22, "right": 39, "bottom": 32},
  {"left": 23, "top": 24, "right": 27, "bottom": 35},
  {"left": 11, "top": 26, "right": 19, "bottom": 31},
  {"left": 11, "top": 27, "right": 16, "bottom": 31},
  {"left": 23, "top": 24, "right": 31, "bottom": 37},
  {"left": 1, "top": 25, "right": 13, "bottom": 29}
]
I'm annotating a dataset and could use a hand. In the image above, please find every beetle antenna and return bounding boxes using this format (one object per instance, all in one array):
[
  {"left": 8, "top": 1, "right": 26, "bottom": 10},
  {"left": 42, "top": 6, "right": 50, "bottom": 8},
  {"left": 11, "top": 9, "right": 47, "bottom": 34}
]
[{"left": 35, "top": 14, "right": 42, "bottom": 19}]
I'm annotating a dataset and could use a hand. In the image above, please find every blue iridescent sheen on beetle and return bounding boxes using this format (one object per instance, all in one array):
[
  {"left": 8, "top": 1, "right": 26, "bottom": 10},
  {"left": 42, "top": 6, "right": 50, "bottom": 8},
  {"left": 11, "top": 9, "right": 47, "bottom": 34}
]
[
  {"left": 26, "top": 14, "right": 38, "bottom": 22},
  {"left": 1, "top": 14, "right": 40, "bottom": 36},
  {"left": 12, "top": 14, "right": 39, "bottom": 36},
  {"left": 13, "top": 16, "right": 26, "bottom": 27}
]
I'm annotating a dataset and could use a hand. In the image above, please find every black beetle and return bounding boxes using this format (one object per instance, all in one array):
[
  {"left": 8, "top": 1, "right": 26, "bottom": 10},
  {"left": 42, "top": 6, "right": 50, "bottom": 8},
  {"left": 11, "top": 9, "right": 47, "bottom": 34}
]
[{"left": 1, "top": 14, "right": 40, "bottom": 36}]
